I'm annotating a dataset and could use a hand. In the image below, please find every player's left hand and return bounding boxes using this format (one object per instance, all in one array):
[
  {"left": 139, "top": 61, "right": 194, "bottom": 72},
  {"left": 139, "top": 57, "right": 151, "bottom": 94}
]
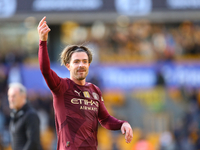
[{"left": 121, "top": 122, "right": 133, "bottom": 143}]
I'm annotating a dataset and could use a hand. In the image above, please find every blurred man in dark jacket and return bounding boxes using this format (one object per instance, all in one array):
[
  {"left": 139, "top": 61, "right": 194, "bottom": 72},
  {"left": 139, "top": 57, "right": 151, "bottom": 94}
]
[{"left": 7, "top": 83, "right": 43, "bottom": 150}]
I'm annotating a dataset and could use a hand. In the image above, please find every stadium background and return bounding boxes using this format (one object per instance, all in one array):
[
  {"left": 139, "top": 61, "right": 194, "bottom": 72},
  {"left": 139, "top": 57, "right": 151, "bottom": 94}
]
[{"left": 1, "top": 0, "right": 200, "bottom": 149}]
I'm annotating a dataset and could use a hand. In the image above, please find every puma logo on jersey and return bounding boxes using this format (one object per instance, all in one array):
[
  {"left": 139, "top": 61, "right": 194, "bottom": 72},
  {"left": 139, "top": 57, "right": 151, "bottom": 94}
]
[{"left": 74, "top": 90, "right": 81, "bottom": 96}]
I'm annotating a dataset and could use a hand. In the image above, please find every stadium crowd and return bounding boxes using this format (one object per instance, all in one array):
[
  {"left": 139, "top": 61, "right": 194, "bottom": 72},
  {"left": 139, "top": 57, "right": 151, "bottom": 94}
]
[{"left": 0, "top": 19, "right": 200, "bottom": 150}]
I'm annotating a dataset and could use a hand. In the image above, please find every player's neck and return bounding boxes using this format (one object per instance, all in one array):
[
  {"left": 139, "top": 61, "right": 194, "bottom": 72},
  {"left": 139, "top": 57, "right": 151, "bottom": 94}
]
[{"left": 71, "top": 78, "right": 86, "bottom": 86}]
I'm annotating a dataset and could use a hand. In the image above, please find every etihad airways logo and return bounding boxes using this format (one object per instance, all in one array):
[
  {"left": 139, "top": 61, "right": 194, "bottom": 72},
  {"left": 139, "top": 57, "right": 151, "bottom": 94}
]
[
  {"left": 71, "top": 98, "right": 99, "bottom": 107},
  {"left": 71, "top": 98, "right": 99, "bottom": 111}
]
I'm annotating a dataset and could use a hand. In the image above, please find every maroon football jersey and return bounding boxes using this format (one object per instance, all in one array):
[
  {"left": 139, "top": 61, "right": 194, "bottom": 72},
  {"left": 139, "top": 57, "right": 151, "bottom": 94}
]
[{"left": 38, "top": 41, "right": 125, "bottom": 150}]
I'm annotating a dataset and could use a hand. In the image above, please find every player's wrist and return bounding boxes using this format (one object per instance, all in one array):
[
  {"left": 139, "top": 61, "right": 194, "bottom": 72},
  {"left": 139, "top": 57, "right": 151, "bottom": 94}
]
[
  {"left": 40, "top": 38, "right": 47, "bottom": 41},
  {"left": 39, "top": 40, "right": 47, "bottom": 44}
]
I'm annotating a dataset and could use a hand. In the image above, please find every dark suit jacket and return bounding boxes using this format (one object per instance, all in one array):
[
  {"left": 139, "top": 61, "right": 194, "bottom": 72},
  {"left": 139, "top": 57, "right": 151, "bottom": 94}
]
[{"left": 9, "top": 103, "right": 43, "bottom": 150}]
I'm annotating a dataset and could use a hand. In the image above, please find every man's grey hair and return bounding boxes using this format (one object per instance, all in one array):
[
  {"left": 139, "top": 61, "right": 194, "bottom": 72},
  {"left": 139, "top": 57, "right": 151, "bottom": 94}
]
[{"left": 9, "top": 82, "right": 27, "bottom": 94}]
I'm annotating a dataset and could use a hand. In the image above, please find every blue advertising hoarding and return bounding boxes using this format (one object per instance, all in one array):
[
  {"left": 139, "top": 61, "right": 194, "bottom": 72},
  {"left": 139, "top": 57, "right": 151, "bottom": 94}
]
[{"left": 20, "top": 62, "right": 200, "bottom": 93}]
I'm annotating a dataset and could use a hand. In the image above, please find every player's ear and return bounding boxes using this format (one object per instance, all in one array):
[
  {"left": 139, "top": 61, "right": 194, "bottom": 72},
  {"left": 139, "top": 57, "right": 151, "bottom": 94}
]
[{"left": 66, "top": 63, "right": 70, "bottom": 71}]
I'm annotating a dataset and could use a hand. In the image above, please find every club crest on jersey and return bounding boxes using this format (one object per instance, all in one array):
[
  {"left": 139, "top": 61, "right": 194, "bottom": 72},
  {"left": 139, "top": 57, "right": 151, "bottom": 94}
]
[
  {"left": 92, "top": 92, "right": 99, "bottom": 100},
  {"left": 83, "top": 91, "right": 90, "bottom": 98}
]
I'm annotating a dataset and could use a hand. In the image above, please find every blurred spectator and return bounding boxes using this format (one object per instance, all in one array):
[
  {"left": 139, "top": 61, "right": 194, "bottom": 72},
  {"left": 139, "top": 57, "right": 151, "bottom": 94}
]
[
  {"left": 7, "top": 83, "right": 43, "bottom": 150},
  {"left": 159, "top": 131, "right": 176, "bottom": 150}
]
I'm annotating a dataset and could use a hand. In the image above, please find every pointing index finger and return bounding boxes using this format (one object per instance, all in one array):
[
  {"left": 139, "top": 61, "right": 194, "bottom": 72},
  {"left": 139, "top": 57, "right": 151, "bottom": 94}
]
[{"left": 38, "top": 16, "right": 46, "bottom": 27}]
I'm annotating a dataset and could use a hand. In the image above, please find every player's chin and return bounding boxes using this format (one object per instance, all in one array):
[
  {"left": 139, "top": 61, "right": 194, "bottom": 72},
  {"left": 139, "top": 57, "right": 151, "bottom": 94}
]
[
  {"left": 78, "top": 73, "right": 88, "bottom": 79},
  {"left": 77, "top": 75, "right": 86, "bottom": 81}
]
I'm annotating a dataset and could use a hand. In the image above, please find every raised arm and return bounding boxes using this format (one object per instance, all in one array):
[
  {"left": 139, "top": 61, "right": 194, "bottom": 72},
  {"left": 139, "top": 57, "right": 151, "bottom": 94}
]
[
  {"left": 37, "top": 17, "right": 60, "bottom": 91},
  {"left": 38, "top": 16, "right": 50, "bottom": 41}
]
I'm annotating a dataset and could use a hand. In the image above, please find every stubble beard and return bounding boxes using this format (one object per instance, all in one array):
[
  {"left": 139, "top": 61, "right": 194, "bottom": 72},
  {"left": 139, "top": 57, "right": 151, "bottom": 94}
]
[{"left": 75, "top": 70, "right": 88, "bottom": 81}]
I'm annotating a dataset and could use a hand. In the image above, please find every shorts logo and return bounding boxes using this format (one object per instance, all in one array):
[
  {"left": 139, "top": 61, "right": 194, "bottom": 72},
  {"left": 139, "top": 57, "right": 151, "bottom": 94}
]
[
  {"left": 92, "top": 92, "right": 99, "bottom": 100},
  {"left": 83, "top": 91, "right": 90, "bottom": 98}
]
